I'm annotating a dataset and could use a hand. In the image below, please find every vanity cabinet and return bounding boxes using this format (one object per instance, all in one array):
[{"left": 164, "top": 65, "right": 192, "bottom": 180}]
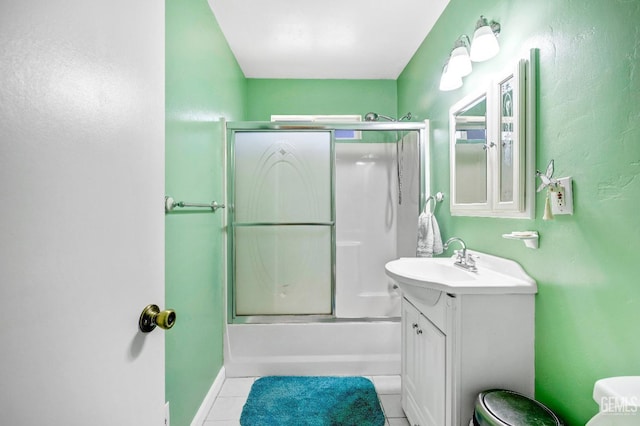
[{"left": 401, "top": 292, "right": 535, "bottom": 426}]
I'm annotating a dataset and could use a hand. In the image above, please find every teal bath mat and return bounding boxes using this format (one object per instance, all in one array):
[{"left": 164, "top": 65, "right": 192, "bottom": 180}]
[{"left": 240, "top": 376, "right": 385, "bottom": 426}]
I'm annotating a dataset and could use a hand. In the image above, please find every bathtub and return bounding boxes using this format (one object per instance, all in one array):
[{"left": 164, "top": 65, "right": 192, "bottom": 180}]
[{"left": 224, "top": 319, "right": 401, "bottom": 377}]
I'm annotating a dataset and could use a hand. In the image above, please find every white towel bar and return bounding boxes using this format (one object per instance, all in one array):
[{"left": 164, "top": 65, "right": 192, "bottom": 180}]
[{"left": 164, "top": 196, "right": 225, "bottom": 213}]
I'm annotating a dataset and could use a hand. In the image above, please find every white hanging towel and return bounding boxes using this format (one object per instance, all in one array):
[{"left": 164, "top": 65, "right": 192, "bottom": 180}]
[{"left": 416, "top": 211, "right": 443, "bottom": 257}]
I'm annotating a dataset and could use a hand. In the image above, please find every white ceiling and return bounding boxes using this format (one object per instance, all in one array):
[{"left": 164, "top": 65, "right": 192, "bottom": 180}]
[{"left": 208, "top": 0, "right": 450, "bottom": 79}]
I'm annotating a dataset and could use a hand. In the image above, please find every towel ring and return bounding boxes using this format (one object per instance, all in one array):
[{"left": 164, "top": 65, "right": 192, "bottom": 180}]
[{"left": 424, "top": 192, "right": 444, "bottom": 214}]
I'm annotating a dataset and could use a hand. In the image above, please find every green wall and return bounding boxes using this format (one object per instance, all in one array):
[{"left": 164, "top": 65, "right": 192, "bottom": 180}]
[
  {"left": 398, "top": 0, "right": 640, "bottom": 424},
  {"left": 246, "top": 79, "right": 397, "bottom": 120},
  {"left": 165, "top": 1, "right": 246, "bottom": 425}
]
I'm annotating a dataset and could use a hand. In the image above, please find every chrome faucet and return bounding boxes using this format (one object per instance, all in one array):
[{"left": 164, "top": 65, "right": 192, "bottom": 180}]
[{"left": 443, "top": 237, "right": 477, "bottom": 272}]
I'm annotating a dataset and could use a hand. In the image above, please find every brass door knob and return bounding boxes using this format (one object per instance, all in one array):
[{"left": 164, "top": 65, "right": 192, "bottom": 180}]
[{"left": 139, "top": 304, "right": 176, "bottom": 333}]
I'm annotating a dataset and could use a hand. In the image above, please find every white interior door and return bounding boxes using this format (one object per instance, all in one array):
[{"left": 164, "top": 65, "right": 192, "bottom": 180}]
[{"left": 0, "top": 1, "right": 165, "bottom": 425}]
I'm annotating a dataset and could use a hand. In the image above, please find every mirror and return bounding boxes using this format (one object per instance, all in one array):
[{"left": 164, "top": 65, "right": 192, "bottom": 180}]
[
  {"left": 449, "top": 50, "right": 536, "bottom": 218},
  {"left": 453, "top": 93, "right": 488, "bottom": 204}
]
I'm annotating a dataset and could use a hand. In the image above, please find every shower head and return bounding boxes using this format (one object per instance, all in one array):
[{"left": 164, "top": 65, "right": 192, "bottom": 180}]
[
  {"left": 364, "top": 112, "right": 413, "bottom": 122},
  {"left": 364, "top": 112, "right": 396, "bottom": 122}
]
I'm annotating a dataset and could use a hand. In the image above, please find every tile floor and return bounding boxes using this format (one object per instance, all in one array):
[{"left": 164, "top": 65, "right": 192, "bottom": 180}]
[{"left": 203, "top": 375, "right": 409, "bottom": 426}]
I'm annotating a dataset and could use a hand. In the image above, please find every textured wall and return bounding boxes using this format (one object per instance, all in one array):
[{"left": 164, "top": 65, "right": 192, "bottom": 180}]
[
  {"left": 246, "top": 79, "right": 397, "bottom": 120},
  {"left": 165, "top": 1, "right": 246, "bottom": 424},
  {"left": 398, "top": 0, "right": 640, "bottom": 424}
]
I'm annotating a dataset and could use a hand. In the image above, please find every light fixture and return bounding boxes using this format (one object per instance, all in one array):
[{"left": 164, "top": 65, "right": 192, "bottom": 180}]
[
  {"left": 447, "top": 36, "right": 472, "bottom": 77},
  {"left": 469, "top": 16, "right": 501, "bottom": 62},
  {"left": 439, "top": 60, "right": 463, "bottom": 91},
  {"left": 438, "top": 15, "right": 501, "bottom": 91}
]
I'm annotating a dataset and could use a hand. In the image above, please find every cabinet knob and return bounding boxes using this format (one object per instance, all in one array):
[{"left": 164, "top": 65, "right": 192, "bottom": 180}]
[
  {"left": 412, "top": 323, "right": 419, "bottom": 329},
  {"left": 416, "top": 329, "right": 423, "bottom": 335}
]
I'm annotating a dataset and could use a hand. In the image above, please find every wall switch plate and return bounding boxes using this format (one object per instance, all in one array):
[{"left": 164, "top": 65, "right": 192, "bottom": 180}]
[{"left": 550, "top": 177, "right": 573, "bottom": 215}]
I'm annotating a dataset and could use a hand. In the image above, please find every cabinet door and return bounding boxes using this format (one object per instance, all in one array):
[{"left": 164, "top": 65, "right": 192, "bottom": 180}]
[
  {"left": 419, "top": 314, "right": 446, "bottom": 426},
  {"left": 450, "top": 52, "right": 535, "bottom": 218},
  {"left": 402, "top": 299, "right": 447, "bottom": 426},
  {"left": 493, "top": 62, "right": 526, "bottom": 213},
  {"left": 402, "top": 300, "right": 424, "bottom": 425}
]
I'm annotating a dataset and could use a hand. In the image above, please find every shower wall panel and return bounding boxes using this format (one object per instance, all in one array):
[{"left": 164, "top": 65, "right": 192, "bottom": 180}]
[{"left": 335, "top": 134, "right": 419, "bottom": 318}]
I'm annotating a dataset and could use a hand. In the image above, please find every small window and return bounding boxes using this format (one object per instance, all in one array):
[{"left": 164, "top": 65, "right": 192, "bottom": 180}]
[{"left": 271, "top": 114, "right": 362, "bottom": 140}]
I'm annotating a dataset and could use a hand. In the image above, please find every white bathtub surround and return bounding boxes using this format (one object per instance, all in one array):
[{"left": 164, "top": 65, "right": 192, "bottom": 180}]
[
  {"left": 224, "top": 321, "right": 401, "bottom": 377},
  {"left": 335, "top": 139, "right": 420, "bottom": 318}
]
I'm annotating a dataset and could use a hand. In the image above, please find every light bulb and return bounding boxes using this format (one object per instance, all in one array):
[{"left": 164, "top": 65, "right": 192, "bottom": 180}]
[
  {"left": 439, "top": 63, "right": 463, "bottom": 91},
  {"left": 470, "top": 27, "right": 499, "bottom": 61},
  {"left": 448, "top": 45, "right": 472, "bottom": 77},
  {"left": 470, "top": 16, "right": 500, "bottom": 62}
]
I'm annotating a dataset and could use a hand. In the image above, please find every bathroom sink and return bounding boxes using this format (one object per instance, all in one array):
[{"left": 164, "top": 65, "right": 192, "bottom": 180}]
[
  {"left": 593, "top": 376, "right": 640, "bottom": 407},
  {"left": 384, "top": 251, "right": 537, "bottom": 302}
]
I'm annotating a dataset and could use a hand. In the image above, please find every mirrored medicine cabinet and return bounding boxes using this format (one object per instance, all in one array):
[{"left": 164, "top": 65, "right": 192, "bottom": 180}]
[{"left": 449, "top": 49, "right": 537, "bottom": 218}]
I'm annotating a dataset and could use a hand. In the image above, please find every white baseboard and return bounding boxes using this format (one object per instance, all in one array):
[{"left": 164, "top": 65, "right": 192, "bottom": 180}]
[{"left": 190, "top": 366, "right": 226, "bottom": 426}]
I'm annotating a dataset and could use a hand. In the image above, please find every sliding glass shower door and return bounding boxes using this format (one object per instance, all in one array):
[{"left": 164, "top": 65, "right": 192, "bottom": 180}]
[{"left": 231, "top": 131, "right": 334, "bottom": 316}]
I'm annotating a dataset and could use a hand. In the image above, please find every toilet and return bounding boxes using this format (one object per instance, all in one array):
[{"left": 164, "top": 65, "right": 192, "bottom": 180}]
[{"left": 586, "top": 376, "right": 640, "bottom": 425}]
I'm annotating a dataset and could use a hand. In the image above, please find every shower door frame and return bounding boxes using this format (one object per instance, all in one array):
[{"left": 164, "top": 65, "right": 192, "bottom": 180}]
[{"left": 226, "top": 121, "right": 430, "bottom": 324}]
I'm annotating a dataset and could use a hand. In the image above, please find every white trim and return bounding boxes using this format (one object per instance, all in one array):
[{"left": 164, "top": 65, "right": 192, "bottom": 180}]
[{"left": 190, "top": 366, "right": 226, "bottom": 426}]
